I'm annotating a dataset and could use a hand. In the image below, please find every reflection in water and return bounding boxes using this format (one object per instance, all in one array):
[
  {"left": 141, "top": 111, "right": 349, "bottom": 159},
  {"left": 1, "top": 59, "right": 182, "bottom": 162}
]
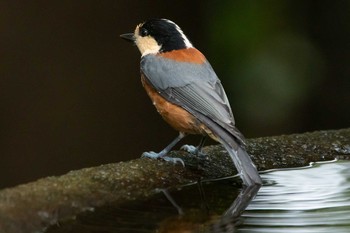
[
  {"left": 240, "top": 160, "right": 350, "bottom": 233},
  {"left": 159, "top": 181, "right": 260, "bottom": 233},
  {"left": 48, "top": 160, "right": 350, "bottom": 233}
]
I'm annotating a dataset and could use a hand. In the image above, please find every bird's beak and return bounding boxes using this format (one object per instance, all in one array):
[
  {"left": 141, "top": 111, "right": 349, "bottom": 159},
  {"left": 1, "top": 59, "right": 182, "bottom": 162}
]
[{"left": 120, "top": 33, "right": 135, "bottom": 42}]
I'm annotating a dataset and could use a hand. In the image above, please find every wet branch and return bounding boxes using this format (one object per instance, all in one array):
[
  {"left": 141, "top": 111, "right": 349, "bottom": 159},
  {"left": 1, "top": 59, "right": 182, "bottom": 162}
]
[{"left": 0, "top": 128, "right": 349, "bottom": 233}]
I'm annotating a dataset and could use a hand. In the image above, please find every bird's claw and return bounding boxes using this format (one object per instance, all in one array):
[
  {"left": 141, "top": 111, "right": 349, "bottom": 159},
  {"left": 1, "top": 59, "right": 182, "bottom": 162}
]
[
  {"left": 180, "top": 144, "right": 197, "bottom": 154},
  {"left": 180, "top": 144, "right": 207, "bottom": 158},
  {"left": 142, "top": 151, "right": 185, "bottom": 167},
  {"left": 142, "top": 151, "right": 161, "bottom": 159},
  {"left": 163, "top": 156, "right": 185, "bottom": 167}
]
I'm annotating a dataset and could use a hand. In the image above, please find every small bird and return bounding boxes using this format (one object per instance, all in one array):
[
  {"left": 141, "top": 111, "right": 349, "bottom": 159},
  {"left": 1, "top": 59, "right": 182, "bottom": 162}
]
[{"left": 121, "top": 19, "right": 262, "bottom": 186}]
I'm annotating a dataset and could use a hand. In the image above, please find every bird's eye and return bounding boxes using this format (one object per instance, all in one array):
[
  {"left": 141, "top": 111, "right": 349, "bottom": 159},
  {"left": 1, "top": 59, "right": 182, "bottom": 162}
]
[{"left": 140, "top": 28, "right": 149, "bottom": 37}]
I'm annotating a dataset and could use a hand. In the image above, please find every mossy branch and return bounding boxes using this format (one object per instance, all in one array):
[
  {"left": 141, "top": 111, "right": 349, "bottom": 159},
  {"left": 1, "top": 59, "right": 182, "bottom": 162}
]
[{"left": 0, "top": 128, "right": 349, "bottom": 233}]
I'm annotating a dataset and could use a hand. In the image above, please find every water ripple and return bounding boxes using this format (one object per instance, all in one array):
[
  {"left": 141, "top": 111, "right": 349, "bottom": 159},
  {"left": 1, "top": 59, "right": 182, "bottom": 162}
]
[
  {"left": 48, "top": 161, "right": 350, "bottom": 233},
  {"left": 240, "top": 161, "right": 350, "bottom": 233}
]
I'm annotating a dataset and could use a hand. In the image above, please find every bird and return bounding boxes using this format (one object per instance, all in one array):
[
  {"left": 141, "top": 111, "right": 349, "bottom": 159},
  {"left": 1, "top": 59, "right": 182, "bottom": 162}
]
[{"left": 120, "top": 19, "right": 262, "bottom": 186}]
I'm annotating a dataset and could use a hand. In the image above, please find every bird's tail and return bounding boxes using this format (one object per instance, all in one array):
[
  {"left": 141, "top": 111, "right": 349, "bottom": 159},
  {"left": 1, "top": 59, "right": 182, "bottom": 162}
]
[
  {"left": 199, "top": 116, "right": 262, "bottom": 186},
  {"left": 184, "top": 108, "right": 261, "bottom": 186},
  {"left": 221, "top": 140, "right": 262, "bottom": 186}
]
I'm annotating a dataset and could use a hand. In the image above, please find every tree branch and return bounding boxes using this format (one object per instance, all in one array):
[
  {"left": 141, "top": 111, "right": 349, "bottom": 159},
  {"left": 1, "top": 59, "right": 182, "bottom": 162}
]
[{"left": 0, "top": 128, "right": 349, "bottom": 233}]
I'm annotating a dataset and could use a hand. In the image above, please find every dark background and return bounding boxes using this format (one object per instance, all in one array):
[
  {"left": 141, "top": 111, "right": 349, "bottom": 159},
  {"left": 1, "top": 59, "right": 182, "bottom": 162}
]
[{"left": 0, "top": 1, "right": 349, "bottom": 189}]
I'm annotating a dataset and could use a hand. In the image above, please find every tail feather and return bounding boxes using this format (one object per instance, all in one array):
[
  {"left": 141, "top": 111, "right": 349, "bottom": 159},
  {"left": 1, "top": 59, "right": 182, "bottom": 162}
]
[
  {"left": 222, "top": 141, "right": 262, "bottom": 186},
  {"left": 196, "top": 113, "right": 262, "bottom": 186}
]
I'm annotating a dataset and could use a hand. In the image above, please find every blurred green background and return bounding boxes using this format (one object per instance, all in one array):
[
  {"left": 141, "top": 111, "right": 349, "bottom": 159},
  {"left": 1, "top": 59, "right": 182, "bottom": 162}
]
[{"left": 0, "top": 0, "right": 349, "bottom": 189}]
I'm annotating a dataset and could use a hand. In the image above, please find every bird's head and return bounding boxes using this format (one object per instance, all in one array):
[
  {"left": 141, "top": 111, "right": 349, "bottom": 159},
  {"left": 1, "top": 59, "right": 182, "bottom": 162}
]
[{"left": 120, "top": 19, "right": 193, "bottom": 56}]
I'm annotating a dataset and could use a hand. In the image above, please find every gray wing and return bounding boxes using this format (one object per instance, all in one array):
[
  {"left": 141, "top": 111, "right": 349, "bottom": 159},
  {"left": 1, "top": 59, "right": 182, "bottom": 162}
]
[{"left": 141, "top": 54, "right": 245, "bottom": 145}]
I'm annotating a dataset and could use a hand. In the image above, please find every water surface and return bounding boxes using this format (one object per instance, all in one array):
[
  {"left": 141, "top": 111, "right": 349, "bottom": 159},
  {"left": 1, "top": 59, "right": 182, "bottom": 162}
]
[
  {"left": 49, "top": 160, "right": 350, "bottom": 233},
  {"left": 241, "top": 160, "right": 350, "bottom": 233}
]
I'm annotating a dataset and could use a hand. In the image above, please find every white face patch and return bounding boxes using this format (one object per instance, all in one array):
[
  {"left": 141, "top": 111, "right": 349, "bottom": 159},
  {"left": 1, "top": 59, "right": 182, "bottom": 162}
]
[
  {"left": 134, "top": 25, "right": 161, "bottom": 56},
  {"left": 163, "top": 19, "right": 193, "bottom": 48}
]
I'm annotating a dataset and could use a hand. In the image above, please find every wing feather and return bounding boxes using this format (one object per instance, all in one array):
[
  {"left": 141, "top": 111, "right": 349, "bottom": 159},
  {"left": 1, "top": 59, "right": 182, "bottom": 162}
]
[{"left": 141, "top": 54, "right": 245, "bottom": 145}]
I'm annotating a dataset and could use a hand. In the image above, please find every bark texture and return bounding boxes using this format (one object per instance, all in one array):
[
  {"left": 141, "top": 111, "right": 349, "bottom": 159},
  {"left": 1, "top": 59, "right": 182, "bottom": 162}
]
[{"left": 0, "top": 128, "right": 349, "bottom": 233}]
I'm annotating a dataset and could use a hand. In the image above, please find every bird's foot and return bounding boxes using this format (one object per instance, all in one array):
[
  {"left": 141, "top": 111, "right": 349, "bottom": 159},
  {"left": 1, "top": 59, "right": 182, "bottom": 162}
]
[
  {"left": 163, "top": 156, "right": 185, "bottom": 166},
  {"left": 180, "top": 145, "right": 207, "bottom": 158},
  {"left": 142, "top": 151, "right": 163, "bottom": 159},
  {"left": 180, "top": 145, "right": 197, "bottom": 154},
  {"left": 142, "top": 151, "right": 185, "bottom": 166}
]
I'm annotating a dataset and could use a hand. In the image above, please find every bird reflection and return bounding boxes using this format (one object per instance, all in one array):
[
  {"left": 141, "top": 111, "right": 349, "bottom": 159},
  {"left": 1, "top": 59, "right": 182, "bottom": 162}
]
[
  {"left": 47, "top": 177, "right": 261, "bottom": 233},
  {"left": 158, "top": 180, "right": 261, "bottom": 233}
]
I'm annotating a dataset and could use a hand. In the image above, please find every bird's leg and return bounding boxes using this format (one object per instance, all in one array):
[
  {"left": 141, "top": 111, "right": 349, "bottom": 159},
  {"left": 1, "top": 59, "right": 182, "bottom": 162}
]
[
  {"left": 142, "top": 132, "right": 186, "bottom": 165},
  {"left": 181, "top": 136, "right": 207, "bottom": 157},
  {"left": 160, "top": 189, "right": 184, "bottom": 215}
]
